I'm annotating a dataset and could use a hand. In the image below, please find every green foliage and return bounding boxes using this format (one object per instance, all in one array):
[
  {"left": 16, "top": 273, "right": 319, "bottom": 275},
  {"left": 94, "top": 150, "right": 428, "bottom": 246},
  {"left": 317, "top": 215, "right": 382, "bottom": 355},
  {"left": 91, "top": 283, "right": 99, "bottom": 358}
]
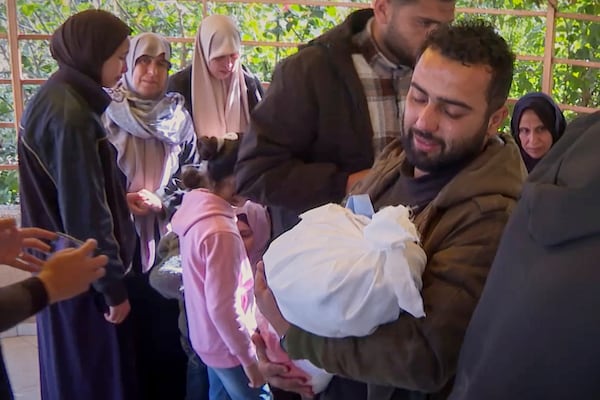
[
  {"left": 0, "top": 0, "right": 598, "bottom": 204},
  {"left": 0, "top": 127, "right": 16, "bottom": 164},
  {"left": 0, "top": 0, "right": 6, "bottom": 34},
  {"left": 0, "top": 170, "right": 18, "bottom": 204},
  {"left": 0, "top": 85, "right": 13, "bottom": 123}
]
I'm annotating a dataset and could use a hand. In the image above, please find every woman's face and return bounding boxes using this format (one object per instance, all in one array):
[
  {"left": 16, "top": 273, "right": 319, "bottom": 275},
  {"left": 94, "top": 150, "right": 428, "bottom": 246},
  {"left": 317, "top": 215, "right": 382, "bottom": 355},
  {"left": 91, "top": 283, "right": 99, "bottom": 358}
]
[
  {"left": 518, "top": 109, "right": 554, "bottom": 159},
  {"left": 131, "top": 53, "right": 170, "bottom": 99},
  {"left": 208, "top": 52, "right": 240, "bottom": 81},
  {"left": 236, "top": 218, "right": 255, "bottom": 257},
  {"left": 101, "top": 38, "right": 130, "bottom": 88}
]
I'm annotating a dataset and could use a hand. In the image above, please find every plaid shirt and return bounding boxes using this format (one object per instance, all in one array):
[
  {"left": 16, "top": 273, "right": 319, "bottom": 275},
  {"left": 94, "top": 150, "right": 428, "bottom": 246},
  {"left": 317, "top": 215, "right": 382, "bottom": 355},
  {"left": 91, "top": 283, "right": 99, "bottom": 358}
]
[{"left": 352, "top": 18, "right": 412, "bottom": 157}]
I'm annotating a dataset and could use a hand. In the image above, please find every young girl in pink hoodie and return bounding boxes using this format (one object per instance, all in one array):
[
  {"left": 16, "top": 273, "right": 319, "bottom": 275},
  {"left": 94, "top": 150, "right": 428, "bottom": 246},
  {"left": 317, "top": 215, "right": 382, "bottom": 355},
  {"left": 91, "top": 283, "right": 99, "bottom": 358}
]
[{"left": 172, "top": 134, "right": 271, "bottom": 400}]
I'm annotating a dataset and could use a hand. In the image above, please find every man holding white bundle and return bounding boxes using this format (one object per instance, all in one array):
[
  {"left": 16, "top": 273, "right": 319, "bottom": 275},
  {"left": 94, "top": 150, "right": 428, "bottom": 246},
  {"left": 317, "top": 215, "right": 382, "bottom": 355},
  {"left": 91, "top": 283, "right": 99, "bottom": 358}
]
[
  {"left": 255, "top": 20, "right": 526, "bottom": 400},
  {"left": 259, "top": 200, "right": 427, "bottom": 395}
]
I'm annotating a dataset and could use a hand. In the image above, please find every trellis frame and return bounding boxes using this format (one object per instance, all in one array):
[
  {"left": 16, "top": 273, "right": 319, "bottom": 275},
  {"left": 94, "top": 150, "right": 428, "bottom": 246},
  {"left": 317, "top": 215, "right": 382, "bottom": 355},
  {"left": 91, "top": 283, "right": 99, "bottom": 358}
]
[{"left": 1, "top": 0, "right": 599, "bottom": 170}]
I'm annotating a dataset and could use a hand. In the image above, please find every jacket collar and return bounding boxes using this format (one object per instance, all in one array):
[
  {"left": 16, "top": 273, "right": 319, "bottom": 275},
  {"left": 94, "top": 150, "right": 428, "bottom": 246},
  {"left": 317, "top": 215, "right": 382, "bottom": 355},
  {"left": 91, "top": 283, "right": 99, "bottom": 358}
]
[{"left": 49, "top": 65, "right": 112, "bottom": 115}]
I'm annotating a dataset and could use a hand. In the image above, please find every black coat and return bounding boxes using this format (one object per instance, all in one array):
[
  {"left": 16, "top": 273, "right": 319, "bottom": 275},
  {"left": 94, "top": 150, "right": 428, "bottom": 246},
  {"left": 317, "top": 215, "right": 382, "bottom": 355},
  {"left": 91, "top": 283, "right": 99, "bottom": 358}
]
[
  {"left": 450, "top": 111, "right": 600, "bottom": 400},
  {"left": 19, "top": 67, "right": 136, "bottom": 305},
  {"left": 0, "top": 277, "right": 47, "bottom": 400},
  {"left": 234, "top": 9, "right": 376, "bottom": 237},
  {"left": 18, "top": 67, "right": 139, "bottom": 400}
]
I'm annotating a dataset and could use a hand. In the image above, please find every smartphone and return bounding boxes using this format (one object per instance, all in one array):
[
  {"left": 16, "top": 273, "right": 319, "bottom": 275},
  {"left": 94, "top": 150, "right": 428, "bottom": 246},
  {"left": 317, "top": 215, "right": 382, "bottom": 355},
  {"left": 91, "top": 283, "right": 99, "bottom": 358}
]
[{"left": 50, "top": 232, "right": 85, "bottom": 252}]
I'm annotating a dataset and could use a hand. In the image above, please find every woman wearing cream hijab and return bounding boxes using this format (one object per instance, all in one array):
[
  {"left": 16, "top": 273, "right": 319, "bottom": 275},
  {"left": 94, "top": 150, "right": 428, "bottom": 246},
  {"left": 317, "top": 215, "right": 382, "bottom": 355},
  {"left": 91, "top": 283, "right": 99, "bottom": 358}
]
[{"left": 168, "top": 14, "right": 264, "bottom": 138}]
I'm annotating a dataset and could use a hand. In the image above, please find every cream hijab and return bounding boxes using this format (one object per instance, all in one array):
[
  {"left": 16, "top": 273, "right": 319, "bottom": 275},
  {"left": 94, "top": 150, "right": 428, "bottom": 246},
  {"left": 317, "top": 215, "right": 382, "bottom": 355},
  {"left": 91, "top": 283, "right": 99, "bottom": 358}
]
[{"left": 191, "top": 15, "right": 249, "bottom": 138}]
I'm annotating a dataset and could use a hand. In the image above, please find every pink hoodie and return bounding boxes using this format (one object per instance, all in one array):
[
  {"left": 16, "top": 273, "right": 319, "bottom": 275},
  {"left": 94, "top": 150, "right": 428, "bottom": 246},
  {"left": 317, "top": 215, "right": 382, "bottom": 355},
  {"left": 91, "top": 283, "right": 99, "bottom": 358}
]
[{"left": 172, "top": 189, "right": 256, "bottom": 368}]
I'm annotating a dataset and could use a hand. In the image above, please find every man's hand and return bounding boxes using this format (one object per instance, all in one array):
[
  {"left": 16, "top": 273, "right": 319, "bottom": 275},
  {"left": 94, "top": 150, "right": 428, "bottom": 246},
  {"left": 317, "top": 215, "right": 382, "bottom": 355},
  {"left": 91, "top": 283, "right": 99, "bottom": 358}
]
[
  {"left": 252, "top": 332, "right": 315, "bottom": 398},
  {"left": 346, "top": 169, "right": 370, "bottom": 194},
  {"left": 105, "top": 299, "right": 131, "bottom": 324},
  {"left": 0, "top": 217, "right": 57, "bottom": 272},
  {"left": 38, "top": 239, "right": 107, "bottom": 303},
  {"left": 254, "top": 261, "right": 290, "bottom": 337}
]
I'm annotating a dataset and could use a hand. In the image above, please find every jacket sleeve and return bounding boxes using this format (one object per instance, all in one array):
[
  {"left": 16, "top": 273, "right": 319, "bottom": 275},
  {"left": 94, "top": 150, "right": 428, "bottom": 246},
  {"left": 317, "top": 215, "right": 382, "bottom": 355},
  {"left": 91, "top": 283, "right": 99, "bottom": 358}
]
[
  {"left": 235, "top": 55, "right": 349, "bottom": 214},
  {"left": 0, "top": 277, "right": 48, "bottom": 332},
  {"left": 160, "top": 123, "right": 198, "bottom": 218},
  {"left": 167, "top": 68, "right": 193, "bottom": 117},
  {"left": 284, "top": 206, "right": 511, "bottom": 392},
  {"left": 148, "top": 259, "right": 183, "bottom": 301},
  {"left": 203, "top": 232, "right": 257, "bottom": 367},
  {"left": 148, "top": 233, "right": 184, "bottom": 301},
  {"left": 48, "top": 117, "right": 128, "bottom": 306}
]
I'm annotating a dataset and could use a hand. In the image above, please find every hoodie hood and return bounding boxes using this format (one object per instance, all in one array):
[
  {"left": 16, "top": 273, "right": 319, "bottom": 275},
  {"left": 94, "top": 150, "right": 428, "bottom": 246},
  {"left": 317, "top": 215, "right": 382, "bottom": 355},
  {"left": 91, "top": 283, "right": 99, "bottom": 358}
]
[
  {"left": 234, "top": 200, "right": 271, "bottom": 266},
  {"left": 523, "top": 111, "right": 600, "bottom": 246},
  {"left": 433, "top": 132, "right": 526, "bottom": 209},
  {"left": 302, "top": 8, "right": 372, "bottom": 52},
  {"left": 172, "top": 189, "right": 235, "bottom": 236}
]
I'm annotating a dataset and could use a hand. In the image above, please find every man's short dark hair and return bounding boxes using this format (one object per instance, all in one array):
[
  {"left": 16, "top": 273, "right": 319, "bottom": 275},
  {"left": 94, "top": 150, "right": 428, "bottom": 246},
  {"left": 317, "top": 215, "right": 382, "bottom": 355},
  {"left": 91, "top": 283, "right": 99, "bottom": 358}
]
[{"left": 418, "top": 19, "right": 515, "bottom": 113}]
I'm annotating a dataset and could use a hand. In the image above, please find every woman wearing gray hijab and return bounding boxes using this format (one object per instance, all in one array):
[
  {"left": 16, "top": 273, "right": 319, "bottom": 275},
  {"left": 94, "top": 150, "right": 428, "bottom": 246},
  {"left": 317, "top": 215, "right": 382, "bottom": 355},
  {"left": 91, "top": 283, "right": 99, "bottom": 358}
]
[{"left": 103, "top": 32, "right": 195, "bottom": 399}]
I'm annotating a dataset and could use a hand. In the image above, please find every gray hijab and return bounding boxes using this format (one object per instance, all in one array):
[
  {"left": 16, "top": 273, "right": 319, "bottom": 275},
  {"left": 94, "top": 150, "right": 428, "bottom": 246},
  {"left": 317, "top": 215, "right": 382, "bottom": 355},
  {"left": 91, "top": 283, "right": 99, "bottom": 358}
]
[{"left": 106, "top": 32, "right": 193, "bottom": 145}]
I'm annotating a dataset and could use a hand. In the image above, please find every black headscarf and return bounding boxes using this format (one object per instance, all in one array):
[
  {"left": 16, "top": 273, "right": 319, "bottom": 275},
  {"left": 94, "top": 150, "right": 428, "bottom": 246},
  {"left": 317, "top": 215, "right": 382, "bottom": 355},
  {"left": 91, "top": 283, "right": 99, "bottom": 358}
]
[
  {"left": 50, "top": 9, "right": 131, "bottom": 85},
  {"left": 510, "top": 92, "right": 567, "bottom": 172}
]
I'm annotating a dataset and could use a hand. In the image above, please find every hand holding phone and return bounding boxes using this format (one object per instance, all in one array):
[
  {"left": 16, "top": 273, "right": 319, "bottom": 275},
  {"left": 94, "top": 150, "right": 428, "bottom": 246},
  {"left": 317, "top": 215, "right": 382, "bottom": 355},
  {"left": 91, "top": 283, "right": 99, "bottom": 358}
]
[{"left": 50, "top": 232, "right": 85, "bottom": 252}]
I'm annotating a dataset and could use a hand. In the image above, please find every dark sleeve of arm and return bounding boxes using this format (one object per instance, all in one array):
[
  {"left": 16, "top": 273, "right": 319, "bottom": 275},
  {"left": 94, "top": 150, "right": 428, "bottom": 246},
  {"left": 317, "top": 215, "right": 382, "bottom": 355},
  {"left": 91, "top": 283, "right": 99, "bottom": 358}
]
[
  {"left": 160, "top": 125, "right": 198, "bottom": 218},
  {"left": 284, "top": 208, "right": 510, "bottom": 392},
  {"left": 0, "top": 277, "right": 48, "bottom": 332},
  {"left": 254, "top": 75, "right": 265, "bottom": 99},
  {"left": 148, "top": 261, "right": 184, "bottom": 301},
  {"left": 52, "top": 119, "right": 127, "bottom": 306},
  {"left": 235, "top": 57, "right": 348, "bottom": 214},
  {"left": 167, "top": 69, "right": 193, "bottom": 116}
]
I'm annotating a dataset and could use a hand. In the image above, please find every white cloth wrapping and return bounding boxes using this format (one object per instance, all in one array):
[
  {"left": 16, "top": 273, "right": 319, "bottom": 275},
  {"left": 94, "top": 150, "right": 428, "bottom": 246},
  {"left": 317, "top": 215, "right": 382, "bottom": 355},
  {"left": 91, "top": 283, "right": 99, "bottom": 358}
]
[{"left": 264, "top": 203, "right": 427, "bottom": 337}]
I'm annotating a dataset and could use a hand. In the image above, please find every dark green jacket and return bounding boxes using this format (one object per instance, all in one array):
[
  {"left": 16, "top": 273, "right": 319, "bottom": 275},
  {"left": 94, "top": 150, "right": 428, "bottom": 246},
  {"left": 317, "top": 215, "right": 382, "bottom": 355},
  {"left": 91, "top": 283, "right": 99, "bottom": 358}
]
[{"left": 286, "top": 133, "right": 526, "bottom": 399}]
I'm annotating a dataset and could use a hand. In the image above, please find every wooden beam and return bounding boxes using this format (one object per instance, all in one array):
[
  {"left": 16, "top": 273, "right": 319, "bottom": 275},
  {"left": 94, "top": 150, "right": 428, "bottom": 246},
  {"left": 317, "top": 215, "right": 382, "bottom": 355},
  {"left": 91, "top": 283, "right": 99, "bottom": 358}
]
[
  {"left": 506, "top": 98, "right": 596, "bottom": 114},
  {"left": 556, "top": 12, "right": 600, "bottom": 23},
  {"left": 210, "top": 0, "right": 369, "bottom": 8},
  {"left": 458, "top": 7, "right": 545, "bottom": 17},
  {"left": 554, "top": 58, "right": 600, "bottom": 69},
  {"left": 541, "top": 2, "right": 556, "bottom": 95},
  {"left": 202, "top": 0, "right": 209, "bottom": 17},
  {"left": 6, "top": 0, "right": 23, "bottom": 135}
]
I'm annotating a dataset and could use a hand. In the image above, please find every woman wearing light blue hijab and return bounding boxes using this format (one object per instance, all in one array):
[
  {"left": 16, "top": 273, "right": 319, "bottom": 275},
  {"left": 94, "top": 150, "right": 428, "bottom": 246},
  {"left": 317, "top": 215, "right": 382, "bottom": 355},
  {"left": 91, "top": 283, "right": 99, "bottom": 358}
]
[{"left": 103, "top": 32, "right": 195, "bottom": 400}]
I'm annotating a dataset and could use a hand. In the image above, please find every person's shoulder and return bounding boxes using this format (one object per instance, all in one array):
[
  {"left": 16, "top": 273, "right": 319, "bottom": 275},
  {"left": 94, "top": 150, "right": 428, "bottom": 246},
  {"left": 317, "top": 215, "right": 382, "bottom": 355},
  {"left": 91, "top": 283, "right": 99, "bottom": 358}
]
[
  {"left": 168, "top": 65, "right": 192, "bottom": 91},
  {"left": 24, "top": 81, "right": 97, "bottom": 130}
]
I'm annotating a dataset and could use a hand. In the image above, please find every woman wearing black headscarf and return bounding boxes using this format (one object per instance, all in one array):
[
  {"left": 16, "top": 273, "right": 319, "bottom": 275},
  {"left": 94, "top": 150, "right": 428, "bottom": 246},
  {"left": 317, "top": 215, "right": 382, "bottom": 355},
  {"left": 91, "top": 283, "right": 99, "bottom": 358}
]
[
  {"left": 510, "top": 92, "right": 567, "bottom": 172},
  {"left": 18, "top": 9, "right": 139, "bottom": 400}
]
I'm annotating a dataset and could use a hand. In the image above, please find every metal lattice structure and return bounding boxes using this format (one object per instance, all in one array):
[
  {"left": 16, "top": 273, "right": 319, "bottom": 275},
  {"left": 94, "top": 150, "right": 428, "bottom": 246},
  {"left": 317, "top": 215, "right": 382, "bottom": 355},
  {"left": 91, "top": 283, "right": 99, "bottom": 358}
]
[{"left": 0, "top": 0, "right": 598, "bottom": 170}]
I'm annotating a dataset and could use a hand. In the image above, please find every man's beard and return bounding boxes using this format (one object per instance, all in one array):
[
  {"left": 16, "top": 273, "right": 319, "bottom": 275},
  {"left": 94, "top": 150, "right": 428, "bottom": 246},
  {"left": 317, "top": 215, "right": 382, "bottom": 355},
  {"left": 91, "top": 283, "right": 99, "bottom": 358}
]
[{"left": 401, "top": 125, "right": 488, "bottom": 174}]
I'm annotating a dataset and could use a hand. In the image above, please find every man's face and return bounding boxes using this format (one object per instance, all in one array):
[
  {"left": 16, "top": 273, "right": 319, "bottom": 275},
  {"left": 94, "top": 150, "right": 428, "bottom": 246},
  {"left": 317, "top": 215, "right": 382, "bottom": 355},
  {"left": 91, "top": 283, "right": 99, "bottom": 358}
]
[
  {"left": 378, "top": 0, "right": 455, "bottom": 65},
  {"left": 401, "top": 48, "right": 506, "bottom": 175}
]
